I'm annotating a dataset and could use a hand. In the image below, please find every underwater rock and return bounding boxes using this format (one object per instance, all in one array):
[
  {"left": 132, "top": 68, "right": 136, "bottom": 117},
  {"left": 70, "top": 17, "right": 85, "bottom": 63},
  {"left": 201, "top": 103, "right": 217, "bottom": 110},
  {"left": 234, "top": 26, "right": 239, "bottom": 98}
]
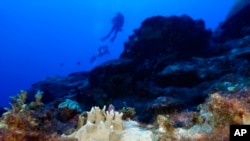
[
  {"left": 27, "top": 72, "right": 89, "bottom": 104},
  {"left": 120, "top": 15, "right": 212, "bottom": 62},
  {"left": 213, "top": 3, "right": 250, "bottom": 43},
  {"left": 226, "top": 0, "right": 250, "bottom": 19},
  {"left": 154, "top": 56, "right": 235, "bottom": 87},
  {"left": 88, "top": 58, "right": 135, "bottom": 98},
  {"left": 0, "top": 107, "right": 5, "bottom": 117}
]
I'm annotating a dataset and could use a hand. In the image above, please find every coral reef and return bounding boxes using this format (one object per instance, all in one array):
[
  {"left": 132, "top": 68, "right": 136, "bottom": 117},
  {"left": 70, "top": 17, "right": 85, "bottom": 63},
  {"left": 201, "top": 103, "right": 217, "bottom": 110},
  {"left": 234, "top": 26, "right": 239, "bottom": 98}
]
[
  {"left": 155, "top": 91, "right": 250, "bottom": 141},
  {"left": 3, "top": 89, "right": 250, "bottom": 140},
  {"left": 2, "top": 5, "right": 250, "bottom": 140},
  {"left": 27, "top": 14, "right": 250, "bottom": 123},
  {"left": 0, "top": 90, "right": 77, "bottom": 141}
]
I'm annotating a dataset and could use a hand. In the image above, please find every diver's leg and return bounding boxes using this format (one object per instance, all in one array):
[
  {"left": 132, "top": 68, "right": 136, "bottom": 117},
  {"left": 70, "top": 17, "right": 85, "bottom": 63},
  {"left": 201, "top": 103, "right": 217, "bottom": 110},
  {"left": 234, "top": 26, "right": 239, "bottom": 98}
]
[
  {"left": 101, "top": 26, "right": 115, "bottom": 41},
  {"left": 110, "top": 29, "right": 118, "bottom": 42}
]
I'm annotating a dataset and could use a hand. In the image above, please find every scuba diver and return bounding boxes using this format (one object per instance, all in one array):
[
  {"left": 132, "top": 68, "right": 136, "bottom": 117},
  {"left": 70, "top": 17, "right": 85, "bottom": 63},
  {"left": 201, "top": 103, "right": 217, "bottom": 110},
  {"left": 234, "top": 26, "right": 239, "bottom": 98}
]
[
  {"left": 100, "top": 12, "right": 124, "bottom": 42},
  {"left": 90, "top": 45, "right": 110, "bottom": 63}
]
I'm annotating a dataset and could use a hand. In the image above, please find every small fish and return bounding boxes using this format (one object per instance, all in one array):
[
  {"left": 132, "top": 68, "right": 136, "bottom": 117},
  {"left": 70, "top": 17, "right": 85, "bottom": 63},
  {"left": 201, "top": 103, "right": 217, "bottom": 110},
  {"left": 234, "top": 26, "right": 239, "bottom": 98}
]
[{"left": 77, "top": 61, "right": 81, "bottom": 66}]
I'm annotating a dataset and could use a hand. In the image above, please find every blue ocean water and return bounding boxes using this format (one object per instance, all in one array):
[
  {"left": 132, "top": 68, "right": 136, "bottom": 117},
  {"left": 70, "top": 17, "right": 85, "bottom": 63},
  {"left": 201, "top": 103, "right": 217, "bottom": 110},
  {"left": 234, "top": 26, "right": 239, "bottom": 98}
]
[{"left": 0, "top": 0, "right": 234, "bottom": 107}]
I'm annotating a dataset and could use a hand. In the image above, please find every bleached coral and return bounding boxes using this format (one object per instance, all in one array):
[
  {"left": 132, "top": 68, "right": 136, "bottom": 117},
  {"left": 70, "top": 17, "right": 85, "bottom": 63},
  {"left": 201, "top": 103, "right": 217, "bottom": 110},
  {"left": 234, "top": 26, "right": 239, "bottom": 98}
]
[
  {"left": 121, "top": 120, "right": 154, "bottom": 141},
  {"left": 63, "top": 106, "right": 154, "bottom": 141}
]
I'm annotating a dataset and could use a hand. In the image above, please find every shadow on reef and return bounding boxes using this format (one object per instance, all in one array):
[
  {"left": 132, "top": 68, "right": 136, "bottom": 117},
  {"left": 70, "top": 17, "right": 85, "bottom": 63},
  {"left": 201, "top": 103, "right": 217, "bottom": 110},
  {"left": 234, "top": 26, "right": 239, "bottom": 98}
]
[{"left": 27, "top": 9, "right": 250, "bottom": 123}]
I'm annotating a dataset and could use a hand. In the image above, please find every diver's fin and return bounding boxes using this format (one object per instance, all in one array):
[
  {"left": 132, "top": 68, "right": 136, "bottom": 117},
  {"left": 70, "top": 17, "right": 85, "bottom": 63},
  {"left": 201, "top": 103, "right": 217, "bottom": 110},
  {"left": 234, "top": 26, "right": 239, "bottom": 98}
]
[{"left": 90, "top": 56, "right": 97, "bottom": 63}]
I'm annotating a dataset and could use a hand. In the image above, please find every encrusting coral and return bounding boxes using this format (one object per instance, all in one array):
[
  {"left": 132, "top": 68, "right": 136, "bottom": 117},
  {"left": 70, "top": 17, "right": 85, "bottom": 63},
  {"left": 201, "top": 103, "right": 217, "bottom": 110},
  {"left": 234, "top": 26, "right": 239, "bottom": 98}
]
[
  {"left": 58, "top": 99, "right": 82, "bottom": 113},
  {"left": 57, "top": 99, "right": 82, "bottom": 122}
]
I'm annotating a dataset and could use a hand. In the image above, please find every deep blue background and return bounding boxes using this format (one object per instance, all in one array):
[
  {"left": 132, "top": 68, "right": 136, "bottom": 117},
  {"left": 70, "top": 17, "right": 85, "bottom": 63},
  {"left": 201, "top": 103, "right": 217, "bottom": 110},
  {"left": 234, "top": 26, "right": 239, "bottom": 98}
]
[{"left": 0, "top": 0, "right": 234, "bottom": 107}]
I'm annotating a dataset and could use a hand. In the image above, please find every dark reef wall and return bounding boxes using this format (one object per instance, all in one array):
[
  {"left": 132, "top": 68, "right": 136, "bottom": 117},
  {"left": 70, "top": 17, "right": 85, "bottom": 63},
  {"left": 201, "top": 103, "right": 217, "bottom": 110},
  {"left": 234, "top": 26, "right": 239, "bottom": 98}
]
[{"left": 27, "top": 12, "right": 250, "bottom": 122}]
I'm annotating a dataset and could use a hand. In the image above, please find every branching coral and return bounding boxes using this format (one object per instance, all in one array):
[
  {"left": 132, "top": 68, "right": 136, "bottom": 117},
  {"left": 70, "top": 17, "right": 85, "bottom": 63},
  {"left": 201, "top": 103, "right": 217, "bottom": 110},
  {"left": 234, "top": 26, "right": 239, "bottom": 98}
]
[
  {"left": 63, "top": 106, "right": 123, "bottom": 141},
  {"left": 9, "top": 90, "right": 27, "bottom": 112},
  {"left": 63, "top": 106, "right": 153, "bottom": 141},
  {"left": 29, "top": 90, "right": 44, "bottom": 110}
]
